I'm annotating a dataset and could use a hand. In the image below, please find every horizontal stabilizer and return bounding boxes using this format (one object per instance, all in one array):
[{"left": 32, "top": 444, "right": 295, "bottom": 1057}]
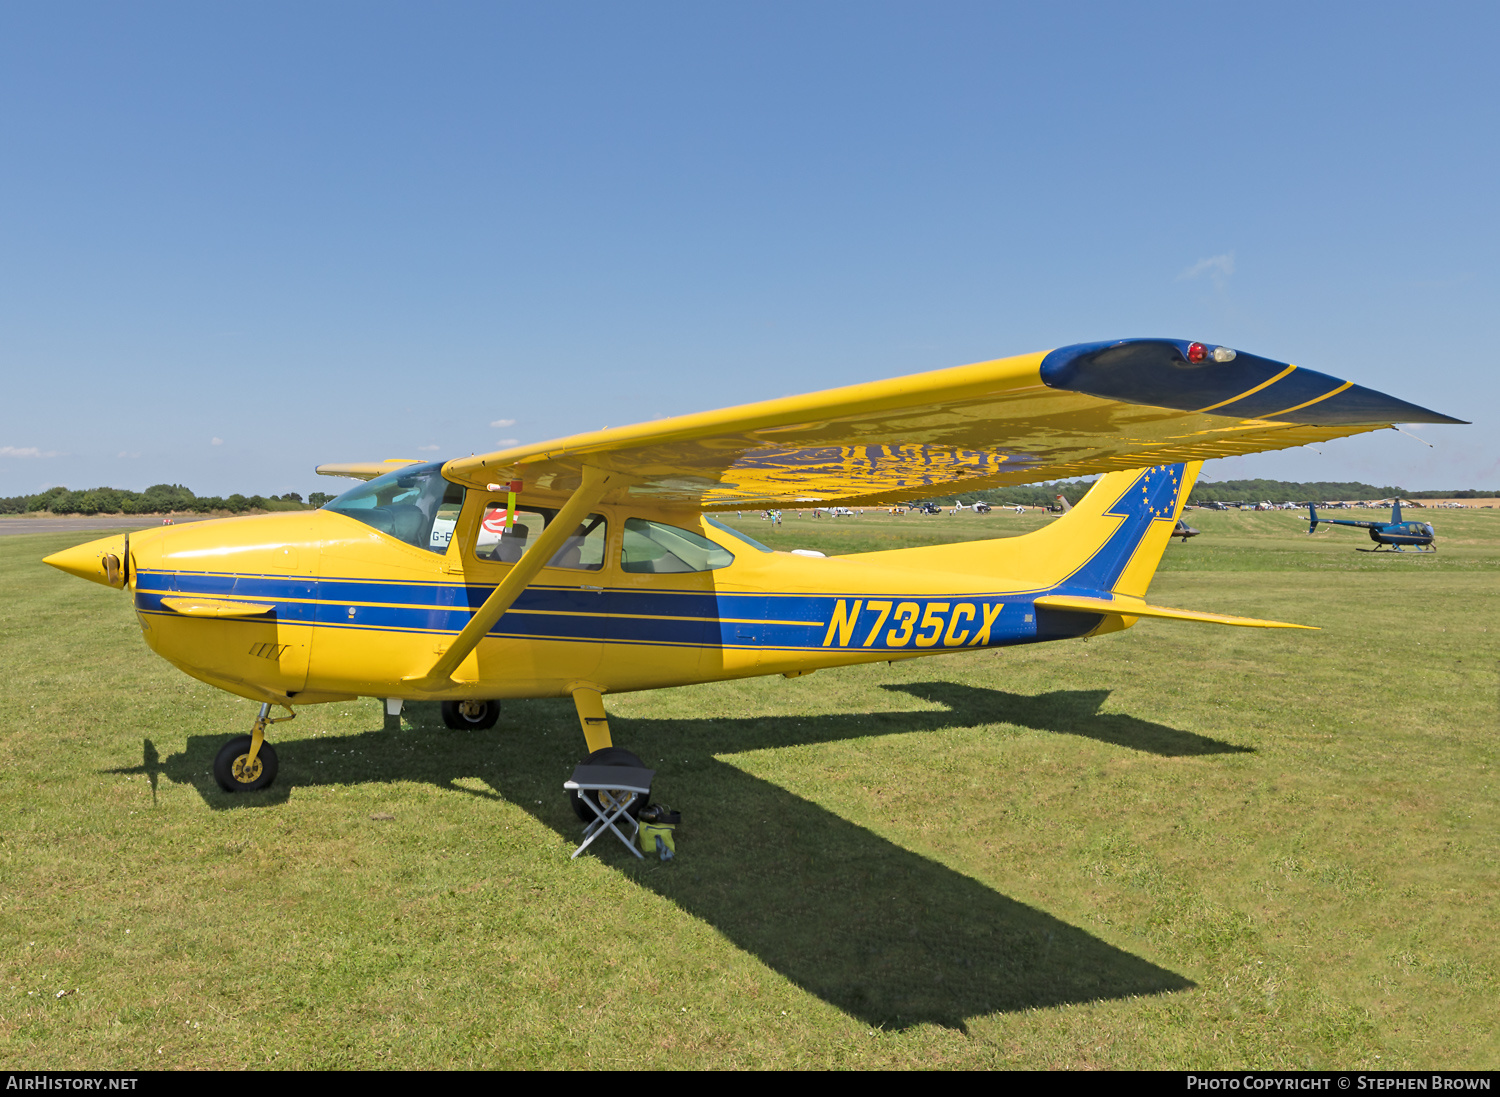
[
  {"left": 1034, "top": 593, "right": 1316, "bottom": 630},
  {"left": 160, "top": 597, "right": 277, "bottom": 618}
]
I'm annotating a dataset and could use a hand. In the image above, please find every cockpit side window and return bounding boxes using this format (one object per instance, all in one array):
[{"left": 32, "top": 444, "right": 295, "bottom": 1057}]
[
  {"left": 324, "top": 462, "right": 466, "bottom": 555},
  {"left": 473, "top": 505, "right": 608, "bottom": 571}
]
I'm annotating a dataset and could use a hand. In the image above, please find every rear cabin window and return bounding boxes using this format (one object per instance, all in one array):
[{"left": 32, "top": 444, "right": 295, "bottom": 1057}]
[
  {"left": 621, "top": 518, "right": 734, "bottom": 573},
  {"left": 473, "top": 506, "right": 607, "bottom": 571}
]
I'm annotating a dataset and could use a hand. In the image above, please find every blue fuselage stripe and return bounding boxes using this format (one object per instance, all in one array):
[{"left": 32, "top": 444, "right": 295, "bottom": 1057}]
[
  {"left": 132, "top": 465, "right": 1180, "bottom": 653},
  {"left": 132, "top": 578, "right": 1041, "bottom": 650}
]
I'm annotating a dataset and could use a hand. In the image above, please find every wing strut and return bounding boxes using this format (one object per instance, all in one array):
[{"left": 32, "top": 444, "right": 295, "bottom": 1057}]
[{"left": 406, "top": 465, "right": 618, "bottom": 690}]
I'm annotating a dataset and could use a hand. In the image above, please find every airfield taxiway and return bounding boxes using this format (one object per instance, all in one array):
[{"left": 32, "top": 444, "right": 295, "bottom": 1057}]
[{"left": 0, "top": 515, "right": 211, "bottom": 535}]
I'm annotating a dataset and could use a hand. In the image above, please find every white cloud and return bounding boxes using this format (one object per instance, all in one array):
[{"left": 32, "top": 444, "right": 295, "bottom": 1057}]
[
  {"left": 490, "top": 418, "right": 516, "bottom": 428},
  {"left": 417, "top": 444, "right": 440, "bottom": 451},
  {"left": 1179, "top": 252, "right": 1236, "bottom": 288},
  {"left": 1, "top": 445, "right": 59, "bottom": 458},
  {"left": 497, "top": 438, "right": 519, "bottom": 447},
  {"left": 211, "top": 437, "right": 224, "bottom": 446}
]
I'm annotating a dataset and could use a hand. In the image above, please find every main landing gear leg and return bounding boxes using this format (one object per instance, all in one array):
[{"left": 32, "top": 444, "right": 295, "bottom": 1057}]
[
  {"left": 568, "top": 686, "right": 648, "bottom": 823},
  {"left": 571, "top": 686, "right": 613, "bottom": 753},
  {"left": 213, "top": 702, "right": 295, "bottom": 792}
]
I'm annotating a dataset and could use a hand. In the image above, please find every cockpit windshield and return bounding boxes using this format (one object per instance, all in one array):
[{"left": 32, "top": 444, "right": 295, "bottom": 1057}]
[{"left": 323, "top": 461, "right": 465, "bottom": 554}]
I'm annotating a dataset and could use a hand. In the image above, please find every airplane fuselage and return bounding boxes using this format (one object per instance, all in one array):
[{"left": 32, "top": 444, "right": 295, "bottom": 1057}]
[
  {"left": 123, "top": 502, "right": 1116, "bottom": 708},
  {"left": 51, "top": 460, "right": 1296, "bottom": 728}
]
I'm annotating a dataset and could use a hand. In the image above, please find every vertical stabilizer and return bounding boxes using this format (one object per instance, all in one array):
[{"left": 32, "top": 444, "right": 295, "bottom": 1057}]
[{"left": 849, "top": 461, "right": 1202, "bottom": 600}]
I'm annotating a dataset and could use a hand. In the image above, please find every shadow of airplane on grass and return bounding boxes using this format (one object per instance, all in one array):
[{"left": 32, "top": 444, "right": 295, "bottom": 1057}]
[
  {"left": 884, "top": 682, "right": 1254, "bottom": 757},
  {"left": 108, "top": 683, "right": 1216, "bottom": 1029}
]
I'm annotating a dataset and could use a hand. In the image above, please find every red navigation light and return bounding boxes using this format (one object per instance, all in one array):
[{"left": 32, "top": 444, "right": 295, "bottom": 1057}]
[{"left": 1187, "top": 342, "right": 1208, "bottom": 363}]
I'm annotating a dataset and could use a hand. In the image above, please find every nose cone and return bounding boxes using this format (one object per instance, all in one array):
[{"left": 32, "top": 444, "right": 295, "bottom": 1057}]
[{"left": 44, "top": 533, "right": 130, "bottom": 588}]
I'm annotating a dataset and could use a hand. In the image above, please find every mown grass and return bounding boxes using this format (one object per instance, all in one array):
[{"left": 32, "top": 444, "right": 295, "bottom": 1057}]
[
  {"left": 1, "top": 511, "right": 1495, "bottom": 1069},
  {"left": 718, "top": 505, "right": 1500, "bottom": 573}
]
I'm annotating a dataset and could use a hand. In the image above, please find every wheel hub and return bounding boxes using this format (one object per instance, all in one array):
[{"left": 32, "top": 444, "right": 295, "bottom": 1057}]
[{"left": 231, "top": 754, "right": 263, "bottom": 784}]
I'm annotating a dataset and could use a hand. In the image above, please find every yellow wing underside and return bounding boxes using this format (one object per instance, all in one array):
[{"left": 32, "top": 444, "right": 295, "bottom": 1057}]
[
  {"left": 314, "top": 459, "right": 421, "bottom": 482},
  {"left": 320, "top": 341, "right": 1458, "bottom": 509}
]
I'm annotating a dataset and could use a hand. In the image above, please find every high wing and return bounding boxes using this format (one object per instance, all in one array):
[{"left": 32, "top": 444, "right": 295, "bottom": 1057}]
[{"left": 433, "top": 338, "right": 1463, "bottom": 509}]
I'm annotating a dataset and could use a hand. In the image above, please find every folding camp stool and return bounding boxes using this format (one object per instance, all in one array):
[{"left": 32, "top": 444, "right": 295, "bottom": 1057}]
[{"left": 565, "top": 763, "right": 656, "bottom": 860}]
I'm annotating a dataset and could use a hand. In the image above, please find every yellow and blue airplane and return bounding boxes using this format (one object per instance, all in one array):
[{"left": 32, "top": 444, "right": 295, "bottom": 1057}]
[{"left": 44, "top": 338, "right": 1463, "bottom": 805}]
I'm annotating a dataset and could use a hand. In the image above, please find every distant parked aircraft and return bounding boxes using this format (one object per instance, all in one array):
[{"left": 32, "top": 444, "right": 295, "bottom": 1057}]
[{"left": 1308, "top": 500, "right": 1436, "bottom": 552}]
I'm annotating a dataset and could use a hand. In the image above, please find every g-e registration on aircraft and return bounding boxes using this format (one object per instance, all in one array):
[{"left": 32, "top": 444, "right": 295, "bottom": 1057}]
[{"left": 45, "top": 339, "right": 1464, "bottom": 805}]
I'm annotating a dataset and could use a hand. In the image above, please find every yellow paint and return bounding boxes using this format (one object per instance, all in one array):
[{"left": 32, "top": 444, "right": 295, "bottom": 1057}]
[
  {"left": 314, "top": 458, "right": 421, "bottom": 481},
  {"left": 571, "top": 686, "right": 614, "bottom": 753},
  {"left": 435, "top": 350, "right": 1399, "bottom": 510},
  {"left": 1035, "top": 594, "right": 1315, "bottom": 629},
  {"left": 43, "top": 534, "right": 129, "bottom": 589},
  {"left": 822, "top": 600, "right": 863, "bottom": 647},
  {"left": 159, "top": 597, "right": 275, "bottom": 617}
]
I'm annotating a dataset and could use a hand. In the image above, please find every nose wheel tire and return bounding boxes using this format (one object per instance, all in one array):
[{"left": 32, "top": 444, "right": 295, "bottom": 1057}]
[
  {"left": 569, "top": 746, "right": 649, "bottom": 823},
  {"left": 213, "top": 735, "right": 279, "bottom": 792},
  {"left": 441, "top": 699, "right": 501, "bottom": 730}
]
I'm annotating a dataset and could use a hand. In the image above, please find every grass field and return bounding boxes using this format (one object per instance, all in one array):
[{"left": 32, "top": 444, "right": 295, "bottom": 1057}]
[{"left": 1, "top": 509, "right": 1496, "bottom": 1069}]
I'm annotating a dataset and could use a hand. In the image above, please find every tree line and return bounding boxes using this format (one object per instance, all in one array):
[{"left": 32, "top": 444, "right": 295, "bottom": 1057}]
[
  {"left": 0, "top": 483, "right": 338, "bottom": 516},
  {"left": 7, "top": 476, "right": 1493, "bottom": 518},
  {"left": 935, "top": 477, "right": 1497, "bottom": 508},
  {"left": 1186, "top": 479, "right": 1496, "bottom": 503}
]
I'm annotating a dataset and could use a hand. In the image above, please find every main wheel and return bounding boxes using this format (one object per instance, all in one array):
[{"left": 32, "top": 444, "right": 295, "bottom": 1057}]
[
  {"left": 441, "top": 699, "right": 500, "bottom": 730},
  {"left": 569, "top": 746, "right": 649, "bottom": 823},
  {"left": 213, "top": 735, "right": 279, "bottom": 792}
]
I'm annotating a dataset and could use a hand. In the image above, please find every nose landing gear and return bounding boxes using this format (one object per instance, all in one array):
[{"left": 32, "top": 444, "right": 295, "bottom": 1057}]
[{"left": 213, "top": 702, "right": 295, "bottom": 792}]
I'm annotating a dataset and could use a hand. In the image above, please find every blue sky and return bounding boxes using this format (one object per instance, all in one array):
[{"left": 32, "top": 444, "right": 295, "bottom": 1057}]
[{"left": 2, "top": 2, "right": 1494, "bottom": 498}]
